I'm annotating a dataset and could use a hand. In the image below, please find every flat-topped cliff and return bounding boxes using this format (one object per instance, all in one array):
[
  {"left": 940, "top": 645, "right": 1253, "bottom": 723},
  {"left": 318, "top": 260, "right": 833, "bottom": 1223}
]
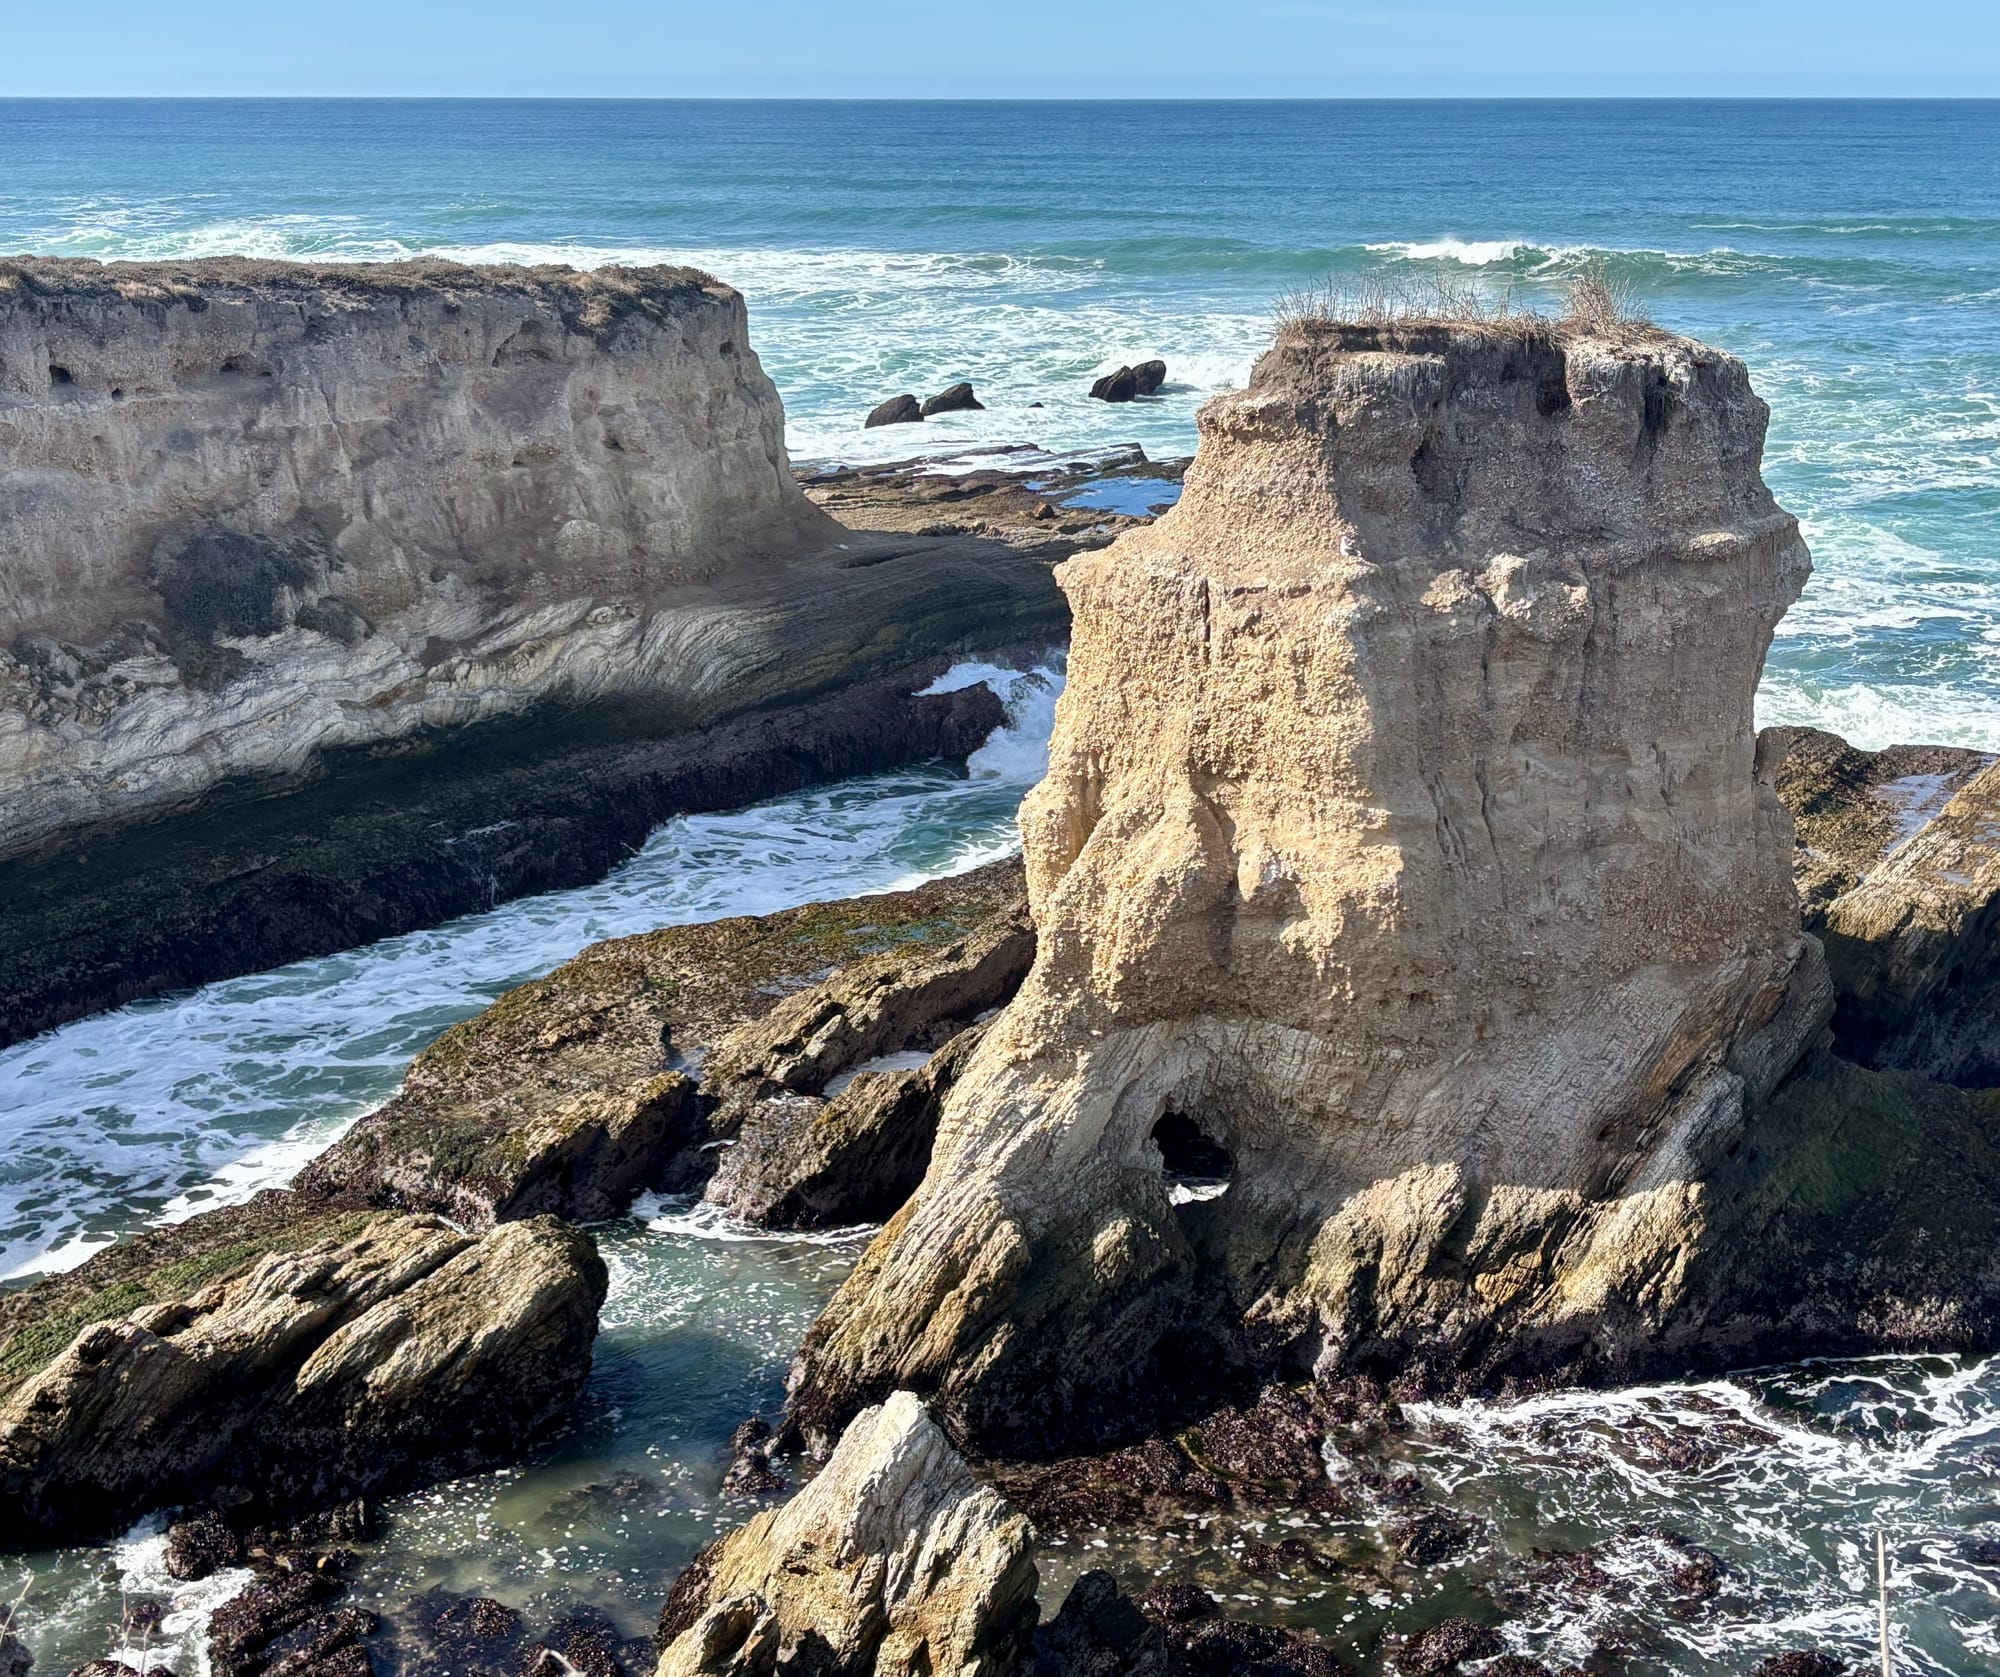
[
  {"left": 791, "top": 316, "right": 2000, "bottom": 1451},
  {"left": 0, "top": 259, "right": 852, "bottom": 853}
]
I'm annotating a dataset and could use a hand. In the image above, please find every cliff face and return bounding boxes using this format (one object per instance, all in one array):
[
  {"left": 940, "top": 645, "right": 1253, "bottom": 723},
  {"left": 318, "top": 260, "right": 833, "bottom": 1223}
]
[
  {"left": 0, "top": 257, "right": 845, "bottom": 855},
  {"left": 794, "top": 319, "right": 1841, "bottom": 1449}
]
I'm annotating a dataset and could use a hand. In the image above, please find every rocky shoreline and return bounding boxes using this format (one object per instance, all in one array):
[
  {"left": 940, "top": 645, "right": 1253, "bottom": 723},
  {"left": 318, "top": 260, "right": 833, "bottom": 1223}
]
[{"left": 6, "top": 272, "right": 1999, "bottom": 1677}]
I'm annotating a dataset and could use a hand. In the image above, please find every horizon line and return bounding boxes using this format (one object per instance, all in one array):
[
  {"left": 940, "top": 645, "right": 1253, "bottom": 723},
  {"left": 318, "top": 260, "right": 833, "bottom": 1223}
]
[{"left": 3, "top": 93, "right": 1998, "bottom": 103}]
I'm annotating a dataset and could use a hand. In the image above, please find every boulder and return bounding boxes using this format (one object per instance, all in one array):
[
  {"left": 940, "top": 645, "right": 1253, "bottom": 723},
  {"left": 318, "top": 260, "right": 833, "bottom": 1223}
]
[
  {"left": 866, "top": 395, "right": 924, "bottom": 428},
  {"left": 921, "top": 383, "right": 986, "bottom": 417},
  {"left": 1130, "top": 361, "right": 1168, "bottom": 397},
  {"left": 706, "top": 1024, "right": 991, "bottom": 1229},
  {"left": 654, "top": 1391, "right": 1036, "bottom": 1677},
  {"left": 792, "top": 316, "right": 1935, "bottom": 1452},
  {"left": 1, "top": 1633, "right": 27, "bottom": 1677},
  {"left": 299, "top": 861, "right": 1027, "bottom": 1228},
  {"left": 1089, "top": 368, "right": 1139, "bottom": 403},
  {"left": 0, "top": 1196, "right": 605, "bottom": 1544}
]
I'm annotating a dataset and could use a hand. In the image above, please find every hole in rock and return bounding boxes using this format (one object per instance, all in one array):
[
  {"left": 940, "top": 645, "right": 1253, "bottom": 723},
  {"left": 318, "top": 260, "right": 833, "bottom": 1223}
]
[
  {"left": 49, "top": 364, "right": 73, "bottom": 387},
  {"left": 1151, "top": 1112, "right": 1234, "bottom": 1205}
]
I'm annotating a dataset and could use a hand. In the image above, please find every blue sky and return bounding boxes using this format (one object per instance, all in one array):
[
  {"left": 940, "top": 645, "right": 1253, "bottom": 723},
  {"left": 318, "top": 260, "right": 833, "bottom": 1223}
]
[{"left": 3, "top": 0, "right": 1996, "bottom": 97}]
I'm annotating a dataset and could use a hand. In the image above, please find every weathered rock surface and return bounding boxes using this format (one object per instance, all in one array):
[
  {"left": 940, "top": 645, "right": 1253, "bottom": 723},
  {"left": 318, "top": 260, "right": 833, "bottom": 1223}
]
[
  {"left": 921, "top": 383, "right": 986, "bottom": 417},
  {"left": 0, "top": 1193, "right": 605, "bottom": 1543},
  {"left": 299, "top": 861, "right": 1029, "bottom": 1228},
  {"left": 1089, "top": 368, "right": 1139, "bottom": 404},
  {"left": 0, "top": 261, "right": 1082, "bottom": 1042},
  {"left": 0, "top": 258, "right": 833, "bottom": 855},
  {"left": 1130, "top": 361, "right": 1168, "bottom": 397},
  {"left": 654, "top": 1391, "right": 1036, "bottom": 1677},
  {"left": 866, "top": 394, "right": 924, "bottom": 428},
  {"left": 790, "top": 317, "right": 1914, "bottom": 1451}
]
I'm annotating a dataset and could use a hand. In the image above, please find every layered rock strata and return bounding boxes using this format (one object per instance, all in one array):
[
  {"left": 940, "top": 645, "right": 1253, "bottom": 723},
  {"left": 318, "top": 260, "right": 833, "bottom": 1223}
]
[
  {"left": 0, "top": 1193, "right": 605, "bottom": 1543},
  {"left": 0, "top": 259, "right": 1089, "bottom": 1039},
  {"left": 654, "top": 1391, "right": 1037, "bottom": 1677},
  {"left": 790, "top": 318, "right": 1922, "bottom": 1450},
  {"left": 299, "top": 861, "right": 1030, "bottom": 1228}
]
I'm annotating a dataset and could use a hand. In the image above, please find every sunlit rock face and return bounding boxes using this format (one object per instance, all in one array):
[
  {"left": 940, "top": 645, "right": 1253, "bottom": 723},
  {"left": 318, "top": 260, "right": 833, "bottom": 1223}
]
[
  {"left": 794, "top": 318, "right": 1834, "bottom": 1451},
  {"left": 0, "top": 257, "right": 838, "bottom": 856}
]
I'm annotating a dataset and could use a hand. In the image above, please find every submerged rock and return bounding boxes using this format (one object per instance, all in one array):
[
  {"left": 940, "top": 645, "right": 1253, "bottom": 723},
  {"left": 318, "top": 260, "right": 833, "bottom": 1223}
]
[
  {"left": 789, "top": 316, "right": 2000, "bottom": 1453},
  {"left": 0, "top": 1196, "right": 605, "bottom": 1544},
  {"left": 654, "top": 1390, "right": 1036, "bottom": 1677},
  {"left": 921, "top": 382, "right": 986, "bottom": 417},
  {"left": 866, "top": 394, "right": 925, "bottom": 428}
]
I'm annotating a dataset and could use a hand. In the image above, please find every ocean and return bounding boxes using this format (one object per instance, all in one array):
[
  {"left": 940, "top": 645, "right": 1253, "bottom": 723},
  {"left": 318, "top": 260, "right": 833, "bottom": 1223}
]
[
  {"left": 4, "top": 97, "right": 1998, "bottom": 749},
  {"left": 4, "top": 100, "right": 2000, "bottom": 1676}
]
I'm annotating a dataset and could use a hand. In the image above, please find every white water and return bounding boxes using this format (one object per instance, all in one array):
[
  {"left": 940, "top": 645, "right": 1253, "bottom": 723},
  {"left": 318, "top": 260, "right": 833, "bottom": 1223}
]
[{"left": 0, "top": 659, "right": 1063, "bottom": 1279}]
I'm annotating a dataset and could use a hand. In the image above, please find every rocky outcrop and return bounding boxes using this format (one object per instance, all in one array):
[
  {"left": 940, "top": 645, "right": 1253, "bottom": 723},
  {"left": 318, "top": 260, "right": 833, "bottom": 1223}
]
[
  {"left": 921, "top": 384, "right": 985, "bottom": 418},
  {"left": 0, "top": 258, "right": 838, "bottom": 855},
  {"left": 0, "top": 260, "right": 1081, "bottom": 1040},
  {"left": 0, "top": 1192, "right": 605, "bottom": 1544},
  {"left": 866, "top": 395, "right": 924, "bottom": 428},
  {"left": 654, "top": 1391, "right": 1036, "bottom": 1677},
  {"left": 299, "top": 862, "right": 1029, "bottom": 1228},
  {"left": 706, "top": 1023, "right": 992, "bottom": 1230},
  {"left": 791, "top": 317, "right": 1873, "bottom": 1451}
]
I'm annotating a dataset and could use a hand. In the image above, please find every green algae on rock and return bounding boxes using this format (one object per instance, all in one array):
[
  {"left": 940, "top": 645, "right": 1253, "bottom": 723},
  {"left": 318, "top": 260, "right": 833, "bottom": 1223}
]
[
  {"left": 0, "top": 1192, "right": 605, "bottom": 1545},
  {"left": 297, "top": 861, "right": 1030, "bottom": 1227}
]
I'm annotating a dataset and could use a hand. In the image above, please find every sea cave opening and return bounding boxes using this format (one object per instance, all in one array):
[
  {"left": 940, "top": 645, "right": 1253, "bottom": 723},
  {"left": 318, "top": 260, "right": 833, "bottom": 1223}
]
[{"left": 1151, "top": 1111, "right": 1234, "bottom": 1205}]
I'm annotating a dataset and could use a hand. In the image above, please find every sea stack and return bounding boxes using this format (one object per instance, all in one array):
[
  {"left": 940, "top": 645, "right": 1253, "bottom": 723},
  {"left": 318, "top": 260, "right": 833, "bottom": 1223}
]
[{"left": 793, "top": 315, "right": 1840, "bottom": 1450}]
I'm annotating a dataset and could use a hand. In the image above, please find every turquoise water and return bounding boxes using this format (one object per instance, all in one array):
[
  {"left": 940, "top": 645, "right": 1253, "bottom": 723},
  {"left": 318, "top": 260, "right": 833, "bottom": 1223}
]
[{"left": 3, "top": 98, "right": 1998, "bottom": 747}]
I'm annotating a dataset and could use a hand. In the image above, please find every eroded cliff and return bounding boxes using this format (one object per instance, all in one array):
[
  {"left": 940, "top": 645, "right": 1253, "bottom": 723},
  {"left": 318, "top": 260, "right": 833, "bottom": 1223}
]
[{"left": 791, "top": 317, "right": 1897, "bottom": 1449}]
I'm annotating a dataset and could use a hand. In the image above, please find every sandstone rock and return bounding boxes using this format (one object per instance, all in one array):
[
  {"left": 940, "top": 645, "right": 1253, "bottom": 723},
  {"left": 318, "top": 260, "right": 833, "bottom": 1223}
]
[
  {"left": 866, "top": 394, "right": 924, "bottom": 428},
  {"left": 0, "top": 258, "right": 841, "bottom": 859},
  {"left": 793, "top": 317, "right": 1839, "bottom": 1450},
  {"left": 1130, "top": 361, "right": 1168, "bottom": 397},
  {"left": 300, "top": 861, "right": 1026, "bottom": 1228},
  {"left": 655, "top": 1391, "right": 1036, "bottom": 1677},
  {"left": 0, "top": 1195, "right": 605, "bottom": 1543},
  {"left": 706, "top": 1024, "right": 990, "bottom": 1229},
  {"left": 1813, "top": 758, "right": 2000, "bottom": 1084},
  {"left": 921, "top": 383, "right": 986, "bottom": 417},
  {"left": 1089, "top": 368, "right": 1139, "bottom": 403}
]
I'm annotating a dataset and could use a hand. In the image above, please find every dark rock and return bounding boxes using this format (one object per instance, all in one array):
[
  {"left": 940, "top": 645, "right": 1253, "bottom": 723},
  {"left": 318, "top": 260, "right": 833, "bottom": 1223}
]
[
  {"left": 0, "top": 1204, "right": 606, "bottom": 1545},
  {"left": 207, "top": 1558, "right": 363, "bottom": 1677},
  {"left": 1035, "top": 1570, "right": 1176, "bottom": 1677},
  {"left": 1393, "top": 1511, "right": 1476, "bottom": 1567},
  {"left": 1090, "top": 368, "right": 1139, "bottom": 403},
  {"left": 864, "top": 394, "right": 923, "bottom": 428},
  {"left": 1, "top": 1637, "right": 29, "bottom": 1677},
  {"left": 920, "top": 383, "right": 985, "bottom": 417},
  {"left": 1483, "top": 1660, "right": 1557, "bottom": 1677},
  {"left": 721, "top": 1415, "right": 788, "bottom": 1500},
  {"left": 524, "top": 1607, "right": 639, "bottom": 1677},
  {"left": 1131, "top": 361, "right": 1168, "bottom": 396},
  {"left": 1392, "top": 1618, "right": 1504, "bottom": 1676},
  {"left": 166, "top": 1510, "right": 243, "bottom": 1581},
  {"left": 1752, "top": 1656, "right": 1849, "bottom": 1677},
  {"left": 1176, "top": 1618, "right": 1345, "bottom": 1677},
  {"left": 66, "top": 1665, "right": 140, "bottom": 1677},
  {"left": 1138, "top": 1584, "right": 1216, "bottom": 1626}
]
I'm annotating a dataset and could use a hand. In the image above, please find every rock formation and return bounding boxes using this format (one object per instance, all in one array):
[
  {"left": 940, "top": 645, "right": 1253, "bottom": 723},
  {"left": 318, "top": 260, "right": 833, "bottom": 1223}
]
[
  {"left": 792, "top": 316, "right": 1863, "bottom": 1450},
  {"left": 0, "top": 1194, "right": 605, "bottom": 1543},
  {"left": 653, "top": 1391, "right": 1036, "bottom": 1677},
  {"left": 0, "top": 258, "right": 836, "bottom": 854},
  {"left": 921, "top": 383, "right": 985, "bottom": 417},
  {"left": 866, "top": 394, "right": 924, "bottom": 428},
  {"left": 0, "top": 259, "right": 1086, "bottom": 1040},
  {"left": 299, "top": 861, "right": 1030, "bottom": 1228}
]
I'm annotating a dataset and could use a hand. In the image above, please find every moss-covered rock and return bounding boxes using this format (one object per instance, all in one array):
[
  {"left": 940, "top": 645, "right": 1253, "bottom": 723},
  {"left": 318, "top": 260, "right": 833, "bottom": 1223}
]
[
  {"left": 298, "top": 861, "right": 1028, "bottom": 1226},
  {"left": 0, "top": 1192, "right": 605, "bottom": 1545}
]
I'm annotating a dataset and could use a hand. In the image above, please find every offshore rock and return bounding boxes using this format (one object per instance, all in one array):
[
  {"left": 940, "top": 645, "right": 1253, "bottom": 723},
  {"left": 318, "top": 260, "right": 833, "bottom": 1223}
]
[
  {"left": 0, "top": 1195, "right": 605, "bottom": 1544},
  {"left": 921, "top": 383, "right": 986, "bottom": 417},
  {"left": 299, "top": 861, "right": 1028, "bottom": 1227},
  {"left": 653, "top": 1391, "right": 1037, "bottom": 1677},
  {"left": 866, "top": 394, "right": 924, "bottom": 428},
  {"left": 793, "top": 317, "right": 1838, "bottom": 1450}
]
